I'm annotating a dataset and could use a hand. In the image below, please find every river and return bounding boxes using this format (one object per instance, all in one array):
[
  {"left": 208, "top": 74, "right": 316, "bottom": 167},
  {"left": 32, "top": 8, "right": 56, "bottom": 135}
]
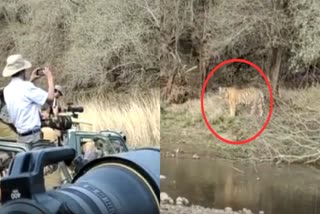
[{"left": 161, "top": 157, "right": 320, "bottom": 214}]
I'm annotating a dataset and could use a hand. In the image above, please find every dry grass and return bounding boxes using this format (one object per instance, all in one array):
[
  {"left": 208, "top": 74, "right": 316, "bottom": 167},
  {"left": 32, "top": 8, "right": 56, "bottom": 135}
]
[
  {"left": 164, "top": 93, "right": 229, "bottom": 127},
  {"left": 165, "top": 91, "right": 265, "bottom": 141},
  {"left": 0, "top": 0, "right": 159, "bottom": 94},
  {"left": 77, "top": 90, "right": 160, "bottom": 148},
  {"left": 161, "top": 86, "right": 320, "bottom": 164},
  {"left": 279, "top": 86, "right": 320, "bottom": 110}
]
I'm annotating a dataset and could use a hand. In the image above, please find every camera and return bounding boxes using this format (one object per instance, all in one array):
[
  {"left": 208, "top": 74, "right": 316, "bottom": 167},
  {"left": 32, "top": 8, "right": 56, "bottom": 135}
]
[
  {"left": 35, "top": 68, "right": 45, "bottom": 76},
  {"left": 66, "top": 105, "right": 84, "bottom": 113},
  {"left": 65, "top": 103, "right": 84, "bottom": 114},
  {"left": 0, "top": 147, "right": 160, "bottom": 214},
  {"left": 59, "top": 103, "right": 84, "bottom": 120},
  {"left": 41, "top": 114, "right": 73, "bottom": 131}
]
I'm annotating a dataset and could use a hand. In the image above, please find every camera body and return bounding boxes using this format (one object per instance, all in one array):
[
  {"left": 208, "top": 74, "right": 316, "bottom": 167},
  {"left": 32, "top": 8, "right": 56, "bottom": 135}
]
[
  {"left": 0, "top": 147, "right": 160, "bottom": 214},
  {"left": 35, "top": 68, "right": 45, "bottom": 76},
  {"left": 66, "top": 105, "right": 84, "bottom": 114},
  {"left": 59, "top": 103, "right": 84, "bottom": 119},
  {"left": 41, "top": 115, "right": 73, "bottom": 131}
]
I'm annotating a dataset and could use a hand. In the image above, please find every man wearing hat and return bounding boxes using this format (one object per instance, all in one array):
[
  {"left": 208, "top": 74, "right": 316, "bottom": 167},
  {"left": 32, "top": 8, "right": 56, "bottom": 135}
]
[
  {"left": 2, "top": 54, "right": 55, "bottom": 143},
  {"left": 52, "top": 84, "right": 64, "bottom": 117},
  {"left": 54, "top": 84, "right": 64, "bottom": 98}
]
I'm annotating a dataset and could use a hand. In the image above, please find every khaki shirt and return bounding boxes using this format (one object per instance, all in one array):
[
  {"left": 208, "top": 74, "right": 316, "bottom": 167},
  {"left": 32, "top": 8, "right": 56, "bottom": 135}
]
[
  {"left": 41, "top": 127, "right": 60, "bottom": 142},
  {"left": 0, "top": 122, "right": 16, "bottom": 140}
]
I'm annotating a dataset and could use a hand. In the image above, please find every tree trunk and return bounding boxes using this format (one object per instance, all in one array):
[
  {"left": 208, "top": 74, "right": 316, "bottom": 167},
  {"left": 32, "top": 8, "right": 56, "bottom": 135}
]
[
  {"left": 198, "top": 0, "right": 208, "bottom": 91},
  {"left": 200, "top": 59, "right": 206, "bottom": 88},
  {"left": 268, "top": 0, "right": 287, "bottom": 98},
  {"left": 164, "top": 68, "right": 178, "bottom": 99},
  {"left": 268, "top": 48, "right": 282, "bottom": 97}
]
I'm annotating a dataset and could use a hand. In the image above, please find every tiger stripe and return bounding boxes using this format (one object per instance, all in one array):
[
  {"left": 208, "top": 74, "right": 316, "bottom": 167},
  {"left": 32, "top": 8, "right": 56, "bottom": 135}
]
[{"left": 218, "top": 86, "right": 265, "bottom": 117}]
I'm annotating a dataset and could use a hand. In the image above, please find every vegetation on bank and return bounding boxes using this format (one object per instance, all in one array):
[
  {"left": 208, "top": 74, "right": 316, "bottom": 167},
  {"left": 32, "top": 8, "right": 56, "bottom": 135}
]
[
  {"left": 161, "top": 86, "right": 320, "bottom": 165},
  {"left": 161, "top": 0, "right": 320, "bottom": 103},
  {"left": 160, "top": 0, "right": 320, "bottom": 165},
  {"left": 0, "top": 0, "right": 159, "bottom": 95},
  {"left": 0, "top": 0, "right": 160, "bottom": 147}
]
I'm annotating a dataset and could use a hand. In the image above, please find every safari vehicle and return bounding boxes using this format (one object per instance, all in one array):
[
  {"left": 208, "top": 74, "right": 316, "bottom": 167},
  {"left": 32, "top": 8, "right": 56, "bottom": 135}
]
[
  {"left": 56, "top": 103, "right": 130, "bottom": 156},
  {"left": 0, "top": 128, "right": 129, "bottom": 182},
  {"left": 58, "top": 128, "right": 129, "bottom": 183},
  {"left": 65, "top": 129, "right": 129, "bottom": 157},
  {"left": 0, "top": 138, "right": 57, "bottom": 176},
  {"left": 0, "top": 97, "right": 129, "bottom": 182}
]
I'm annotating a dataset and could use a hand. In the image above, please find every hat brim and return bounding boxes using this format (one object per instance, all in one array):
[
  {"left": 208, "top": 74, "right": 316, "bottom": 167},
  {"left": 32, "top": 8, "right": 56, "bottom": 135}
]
[
  {"left": 2, "top": 60, "right": 32, "bottom": 77},
  {"left": 55, "top": 89, "right": 63, "bottom": 96}
]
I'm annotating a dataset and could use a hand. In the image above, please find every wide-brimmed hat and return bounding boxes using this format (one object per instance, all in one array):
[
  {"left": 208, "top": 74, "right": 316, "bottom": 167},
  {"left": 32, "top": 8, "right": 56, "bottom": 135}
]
[
  {"left": 54, "top": 85, "right": 64, "bottom": 96},
  {"left": 2, "top": 54, "right": 32, "bottom": 77}
]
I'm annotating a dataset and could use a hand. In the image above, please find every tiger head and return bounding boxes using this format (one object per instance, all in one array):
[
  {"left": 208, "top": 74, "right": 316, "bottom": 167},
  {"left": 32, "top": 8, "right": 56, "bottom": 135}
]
[{"left": 217, "top": 87, "right": 228, "bottom": 99}]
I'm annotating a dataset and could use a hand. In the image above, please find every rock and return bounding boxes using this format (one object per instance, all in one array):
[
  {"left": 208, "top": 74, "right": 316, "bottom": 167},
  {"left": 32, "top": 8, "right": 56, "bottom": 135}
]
[
  {"left": 160, "top": 175, "right": 166, "bottom": 179},
  {"left": 176, "top": 197, "right": 183, "bottom": 205},
  {"left": 169, "top": 198, "right": 174, "bottom": 204},
  {"left": 245, "top": 209, "right": 253, "bottom": 214},
  {"left": 239, "top": 208, "right": 254, "bottom": 214},
  {"left": 175, "top": 196, "right": 189, "bottom": 206},
  {"left": 160, "top": 192, "right": 169, "bottom": 202},
  {"left": 181, "top": 197, "right": 189, "bottom": 205},
  {"left": 160, "top": 204, "right": 260, "bottom": 214},
  {"left": 225, "top": 207, "right": 233, "bottom": 213},
  {"left": 225, "top": 207, "right": 232, "bottom": 212},
  {"left": 258, "top": 211, "right": 264, "bottom": 214},
  {"left": 192, "top": 154, "right": 200, "bottom": 159},
  {"left": 160, "top": 192, "right": 174, "bottom": 205}
]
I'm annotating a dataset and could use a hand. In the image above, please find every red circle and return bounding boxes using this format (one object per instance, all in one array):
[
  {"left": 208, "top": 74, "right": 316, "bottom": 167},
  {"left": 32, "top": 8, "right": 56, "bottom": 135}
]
[{"left": 200, "top": 58, "right": 274, "bottom": 145}]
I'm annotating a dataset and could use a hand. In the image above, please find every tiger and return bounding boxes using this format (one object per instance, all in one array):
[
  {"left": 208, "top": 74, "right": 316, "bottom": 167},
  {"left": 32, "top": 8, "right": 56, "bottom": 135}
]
[{"left": 218, "top": 86, "right": 265, "bottom": 117}]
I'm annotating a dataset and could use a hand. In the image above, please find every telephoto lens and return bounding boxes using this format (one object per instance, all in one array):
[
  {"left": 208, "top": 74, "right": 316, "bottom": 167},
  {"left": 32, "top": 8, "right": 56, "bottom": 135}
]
[
  {"left": 0, "top": 147, "right": 160, "bottom": 214},
  {"left": 66, "top": 106, "right": 84, "bottom": 113}
]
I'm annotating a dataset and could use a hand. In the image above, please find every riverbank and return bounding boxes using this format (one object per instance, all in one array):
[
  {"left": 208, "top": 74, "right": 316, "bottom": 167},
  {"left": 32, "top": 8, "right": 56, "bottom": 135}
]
[
  {"left": 160, "top": 191, "right": 260, "bottom": 214},
  {"left": 160, "top": 204, "right": 260, "bottom": 214},
  {"left": 161, "top": 86, "right": 320, "bottom": 165},
  {"left": 160, "top": 156, "right": 320, "bottom": 214},
  {"left": 160, "top": 192, "right": 264, "bottom": 214}
]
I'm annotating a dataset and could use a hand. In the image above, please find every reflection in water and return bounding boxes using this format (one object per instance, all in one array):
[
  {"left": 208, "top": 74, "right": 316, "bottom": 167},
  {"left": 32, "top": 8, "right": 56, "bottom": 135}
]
[{"left": 161, "top": 157, "right": 320, "bottom": 214}]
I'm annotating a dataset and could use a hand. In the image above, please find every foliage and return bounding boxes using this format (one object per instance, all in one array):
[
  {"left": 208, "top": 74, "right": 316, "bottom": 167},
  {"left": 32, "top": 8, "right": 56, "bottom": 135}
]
[
  {"left": 160, "top": 0, "right": 320, "bottom": 101},
  {"left": 0, "top": 0, "right": 160, "bottom": 95},
  {"left": 289, "top": 0, "right": 320, "bottom": 68}
]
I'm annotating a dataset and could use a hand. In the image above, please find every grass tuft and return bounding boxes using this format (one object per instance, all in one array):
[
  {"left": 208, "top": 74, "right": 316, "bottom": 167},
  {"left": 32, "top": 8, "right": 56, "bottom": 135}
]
[{"left": 77, "top": 90, "right": 160, "bottom": 148}]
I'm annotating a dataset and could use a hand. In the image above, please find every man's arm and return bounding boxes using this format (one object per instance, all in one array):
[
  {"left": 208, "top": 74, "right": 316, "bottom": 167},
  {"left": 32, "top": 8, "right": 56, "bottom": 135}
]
[
  {"left": 27, "top": 66, "right": 55, "bottom": 106},
  {"left": 43, "top": 67, "right": 55, "bottom": 104},
  {"left": 29, "top": 68, "right": 41, "bottom": 83}
]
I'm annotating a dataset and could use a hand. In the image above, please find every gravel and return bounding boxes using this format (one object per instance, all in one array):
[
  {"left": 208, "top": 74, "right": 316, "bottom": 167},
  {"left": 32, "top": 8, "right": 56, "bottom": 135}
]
[
  {"left": 160, "top": 192, "right": 264, "bottom": 214},
  {"left": 160, "top": 204, "right": 262, "bottom": 214}
]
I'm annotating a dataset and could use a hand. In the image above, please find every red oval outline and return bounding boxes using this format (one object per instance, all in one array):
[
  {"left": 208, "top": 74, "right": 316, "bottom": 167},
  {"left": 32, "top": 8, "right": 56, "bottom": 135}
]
[{"left": 200, "top": 58, "right": 274, "bottom": 145}]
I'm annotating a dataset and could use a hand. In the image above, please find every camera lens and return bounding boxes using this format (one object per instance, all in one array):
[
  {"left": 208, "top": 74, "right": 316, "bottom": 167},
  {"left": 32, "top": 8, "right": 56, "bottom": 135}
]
[{"left": 0, "top": 148, "right": 160, "bottom": 214}]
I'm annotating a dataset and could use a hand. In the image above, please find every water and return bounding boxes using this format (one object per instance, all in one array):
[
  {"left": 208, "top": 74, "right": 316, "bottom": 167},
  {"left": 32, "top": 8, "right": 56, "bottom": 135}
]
[{"left": 161, "top": 157, "right": 320, "bottom": 214}]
